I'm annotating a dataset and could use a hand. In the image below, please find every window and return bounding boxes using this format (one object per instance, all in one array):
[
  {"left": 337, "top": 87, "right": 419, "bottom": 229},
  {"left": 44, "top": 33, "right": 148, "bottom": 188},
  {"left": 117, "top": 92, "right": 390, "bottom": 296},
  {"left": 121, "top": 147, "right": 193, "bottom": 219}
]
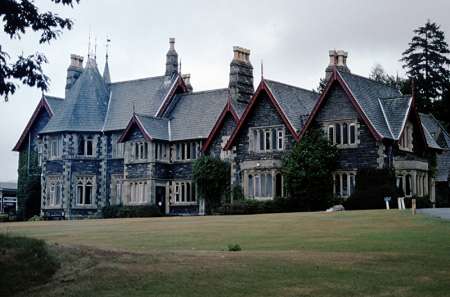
[
  {"left": 127, "top": 181, "right": 149, "bottom": 204},
  {"left": 155, "top": 142, "right": 169, "bottom": 161},
  {"left": 334, "top": 171, "right": 356, "bottom": 198},
  {"left": 49, "top": 136, "right": 62, "bottom": 159},
  {"left": 47, "top": 177, "right": 62, "bottom": 207},
  {"left": 76, "top": 176, "right": 95, "bottom": 206},
  {"left": 38, "top": 142, "right": 43, "bottom": 166},
  {"left": 111, "top": 134, "right": 124, "bottom": 158},
  {"left": 78, "top": 135, "right": 95, "bottom": 156},
  {"left": 172, "top": 181, "right": 197, "bottom": 204},
  {"left": 174, "top": 141, "right": 201, "bottom": 161},
  {"left": 328, "top": 125, "right": 334, "bottom": 143},
  {"left": 250, "top": 126, "right": 284, "bottom": 152},
  {"left": 327, "top": 122, "right": 357, "bottom": 147},
  {"left": 132, "top": 142, "right": 148, "bottom": 161},
  {"left": 247, "top": 172, "right": 275, "bottom": 199}
]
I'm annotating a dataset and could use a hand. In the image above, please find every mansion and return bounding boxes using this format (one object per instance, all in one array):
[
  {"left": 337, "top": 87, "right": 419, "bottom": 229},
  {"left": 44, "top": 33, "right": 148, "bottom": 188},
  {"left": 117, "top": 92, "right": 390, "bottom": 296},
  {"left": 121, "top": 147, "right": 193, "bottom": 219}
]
[{"left": 13, "top": 39, "right": 450, "bottom": 218}]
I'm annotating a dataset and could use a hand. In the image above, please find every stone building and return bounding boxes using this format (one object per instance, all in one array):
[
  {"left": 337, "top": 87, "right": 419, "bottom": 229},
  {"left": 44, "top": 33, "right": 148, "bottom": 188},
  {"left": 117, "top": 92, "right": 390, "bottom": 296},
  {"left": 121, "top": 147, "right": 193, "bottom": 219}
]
[
  {"left": 13, "top": 39, "right": 250, "bottom": 218},
  {"left": 14, "top": 42, "right": 449, "bottom": 218}
]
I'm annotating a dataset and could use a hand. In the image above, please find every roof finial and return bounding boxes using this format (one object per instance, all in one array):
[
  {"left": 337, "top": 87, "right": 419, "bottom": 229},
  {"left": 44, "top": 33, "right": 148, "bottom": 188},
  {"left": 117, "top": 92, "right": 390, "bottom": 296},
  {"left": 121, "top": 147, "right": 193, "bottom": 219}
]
[
  {"left": 179, "top": 57, "right": 182, "bottom": 74},
  {"left": 94, "top": 36, "right": 97, "bottom": 60},
  {"left": 261, "top": 59, "right": 264, "bottom": 79},
  {"left": 87, "top": 31, "right": 91, "bottom": 59},
  {"left": 106, "top": 36, "right": 111, "bottom": 61},
  {"left": 132, "top": 102, "right": 136, "bottom": 115}
]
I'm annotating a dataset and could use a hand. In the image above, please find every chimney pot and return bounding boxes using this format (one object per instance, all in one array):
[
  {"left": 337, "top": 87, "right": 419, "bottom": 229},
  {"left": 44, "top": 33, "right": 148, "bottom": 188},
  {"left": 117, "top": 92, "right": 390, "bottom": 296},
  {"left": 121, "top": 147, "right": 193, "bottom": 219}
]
[{"left": 182, "top": 73, "right": 193, "bottom": 92}]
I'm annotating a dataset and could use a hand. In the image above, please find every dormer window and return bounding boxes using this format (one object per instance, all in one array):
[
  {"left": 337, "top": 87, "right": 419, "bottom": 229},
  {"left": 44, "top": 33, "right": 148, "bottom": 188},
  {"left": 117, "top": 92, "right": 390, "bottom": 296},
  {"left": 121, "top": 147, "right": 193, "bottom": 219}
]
[{"left": 78, "top": 135, "right": 94, "bottom": 156}]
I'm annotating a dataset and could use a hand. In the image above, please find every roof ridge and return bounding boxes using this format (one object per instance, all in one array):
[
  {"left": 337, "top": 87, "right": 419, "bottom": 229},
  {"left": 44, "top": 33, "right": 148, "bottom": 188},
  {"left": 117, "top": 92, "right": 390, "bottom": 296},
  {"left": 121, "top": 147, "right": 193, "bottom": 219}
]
[
  {"left": 44, "top": 95, "right": 64, "bottom": 100},
  {"left": 379, "top": 95, "right": 411, "bottom": 100},
  {"left": 338, "top": 69, "right": 402, "bottom": 93},
  {"left": 136, "top": 113, "right": 169, "bottom": 121},
  {"left": 186, "top": 88, "right": 229, "bottom": 95},
  {"left": 110, "top": 75, "right": 166, "bottom": 85},
  {"left": 264, "top": 78, "right": 316, "bottom": 94}
]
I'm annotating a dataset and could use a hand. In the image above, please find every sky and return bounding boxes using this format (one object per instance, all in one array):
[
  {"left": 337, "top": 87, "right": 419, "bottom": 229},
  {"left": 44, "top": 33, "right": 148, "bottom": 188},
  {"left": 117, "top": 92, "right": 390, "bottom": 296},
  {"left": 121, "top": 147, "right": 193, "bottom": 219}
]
[{"left": 1, "top": 0, "right": 450, "bottom": 182}]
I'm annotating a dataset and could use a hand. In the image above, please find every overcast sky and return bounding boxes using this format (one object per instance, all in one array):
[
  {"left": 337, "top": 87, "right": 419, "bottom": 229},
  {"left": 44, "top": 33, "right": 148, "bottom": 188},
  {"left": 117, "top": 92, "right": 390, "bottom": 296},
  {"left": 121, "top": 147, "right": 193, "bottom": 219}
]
[{"left": 1, "top": 0, "right": 450, "bottom": 182}]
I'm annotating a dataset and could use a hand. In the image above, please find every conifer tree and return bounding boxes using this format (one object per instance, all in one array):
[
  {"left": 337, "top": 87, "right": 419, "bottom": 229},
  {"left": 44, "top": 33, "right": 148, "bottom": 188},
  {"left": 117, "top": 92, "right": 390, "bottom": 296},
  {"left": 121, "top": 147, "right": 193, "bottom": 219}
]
[{"left": 401, "top": 21, "right": 450, "bottom": 112}]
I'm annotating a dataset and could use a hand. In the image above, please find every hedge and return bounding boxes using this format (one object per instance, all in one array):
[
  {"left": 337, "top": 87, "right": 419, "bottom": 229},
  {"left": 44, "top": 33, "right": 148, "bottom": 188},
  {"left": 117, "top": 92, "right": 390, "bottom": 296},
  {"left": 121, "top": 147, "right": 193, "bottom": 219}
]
[{"left": 102, "top": 204, "right": 162, "bottom": 218}]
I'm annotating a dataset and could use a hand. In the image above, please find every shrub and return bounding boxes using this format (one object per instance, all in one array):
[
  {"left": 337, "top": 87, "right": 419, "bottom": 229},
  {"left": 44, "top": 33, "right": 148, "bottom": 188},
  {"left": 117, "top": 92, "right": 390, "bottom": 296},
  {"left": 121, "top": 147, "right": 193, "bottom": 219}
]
[
  {"left": 102, "top": 204, "right": 162, "bottom": 218},
  {"left": 0, "top": 234, "right": 59, "bottom": 296},
  {"left": 0, "top": 213, "right": 8, "bottom": 222},
  {"left": 219, "top": 197, "right": 298, "bottom": 215},
  {"left": 344, "top": 168, "right": 397, "bottom": 210},
  {"left": 28, "top": 215, "right": 43, "bottom": 221},
  {"left": 403, "top": 196, "right": 433, "bottom": 209},
  {"left": 228, "top": 244, "right": 242, "bottom": 252}
]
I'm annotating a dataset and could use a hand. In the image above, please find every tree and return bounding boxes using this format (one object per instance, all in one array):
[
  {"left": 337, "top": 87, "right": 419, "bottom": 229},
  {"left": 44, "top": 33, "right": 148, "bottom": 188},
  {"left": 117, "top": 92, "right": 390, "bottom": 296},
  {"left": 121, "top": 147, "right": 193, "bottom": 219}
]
[
  {"left": 192, "top": 156, "right": 230, "bottom": 214},
  {"left": 401, "top": 20, "right": 450, "bottom": 112},
  {"left": 282, "top": 130, "right": 338, "bottom": 211},
  {"left": 369, "top": 63, "right": 410, "bottom": 91},
  {"left": 0, "top": 0, "right": 80, "bottom": 101}
]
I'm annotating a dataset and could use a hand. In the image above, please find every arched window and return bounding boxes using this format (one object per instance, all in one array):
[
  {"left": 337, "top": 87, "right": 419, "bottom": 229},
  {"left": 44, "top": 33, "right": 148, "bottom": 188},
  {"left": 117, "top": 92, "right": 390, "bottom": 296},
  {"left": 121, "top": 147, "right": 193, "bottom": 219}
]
[
  {"left": 328, "top": 125, "right": 334, "bottom": 144},
  {"left": 86, "top": 136, "right": 93, "bottom": 156},
  {"left": 77, "top": 181, "right": 84, "bottom": 204},
  {"left": 349, "top": 124, "right": 356, "bottom": 144},
  {"left": 342, "top": 123, "right": 348, "bottom": 145},
  {"left": 335, "top": 123, "right": 341, "bottom": 144},
  {"left": 85, "top": 181, "right": 92, "bottom": 204},
  {"left": 275, "top": 174, "right": 282, "bottom": 197}
]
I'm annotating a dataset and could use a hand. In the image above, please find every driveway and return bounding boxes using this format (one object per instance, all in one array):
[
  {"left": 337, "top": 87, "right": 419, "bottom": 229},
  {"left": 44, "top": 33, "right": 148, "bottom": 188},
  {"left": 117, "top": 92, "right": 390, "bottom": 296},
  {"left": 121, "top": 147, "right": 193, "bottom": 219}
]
[{"left": 417, "top": 208, "right": 450, "bottom": 220}]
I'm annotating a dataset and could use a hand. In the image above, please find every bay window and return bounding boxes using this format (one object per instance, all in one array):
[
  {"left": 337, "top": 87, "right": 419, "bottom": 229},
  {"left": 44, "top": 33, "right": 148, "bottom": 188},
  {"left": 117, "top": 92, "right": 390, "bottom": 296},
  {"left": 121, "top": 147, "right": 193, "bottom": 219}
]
[{"left": 246, "top": 172, "right": 282, "bottom": 199}]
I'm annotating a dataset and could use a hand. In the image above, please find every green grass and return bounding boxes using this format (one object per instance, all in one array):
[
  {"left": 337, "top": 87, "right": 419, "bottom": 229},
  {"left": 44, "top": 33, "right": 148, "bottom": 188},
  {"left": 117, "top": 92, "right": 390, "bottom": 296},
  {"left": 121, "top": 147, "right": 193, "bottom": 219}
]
[{"left": 1, "top": 210, "right": 450, "bottom": 297}]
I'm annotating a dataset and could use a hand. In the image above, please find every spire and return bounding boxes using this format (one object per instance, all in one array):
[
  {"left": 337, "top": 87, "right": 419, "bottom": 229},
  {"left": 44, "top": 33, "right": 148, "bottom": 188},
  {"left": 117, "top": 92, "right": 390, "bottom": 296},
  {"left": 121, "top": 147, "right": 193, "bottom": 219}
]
[{"left": 103, "top": 38, "right": 111, "bottom": 84}]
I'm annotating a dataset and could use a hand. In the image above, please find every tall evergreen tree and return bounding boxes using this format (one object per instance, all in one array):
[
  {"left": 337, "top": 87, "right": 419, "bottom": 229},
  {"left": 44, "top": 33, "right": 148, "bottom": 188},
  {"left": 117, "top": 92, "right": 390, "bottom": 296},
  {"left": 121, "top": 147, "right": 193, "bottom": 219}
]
[{"left": 401, "top": 20, "right": 450, "bottom": 112}]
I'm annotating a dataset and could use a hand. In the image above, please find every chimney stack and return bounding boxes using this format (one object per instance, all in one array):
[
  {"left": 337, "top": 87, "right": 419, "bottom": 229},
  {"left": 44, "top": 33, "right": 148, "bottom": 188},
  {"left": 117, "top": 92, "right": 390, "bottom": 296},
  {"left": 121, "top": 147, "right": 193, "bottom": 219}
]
[
  {"left": 229, "top": 46, "right": 254, "bottom": 103},
  {"left": 325, "top": 49, "right": 350, "bottom": 81},
  {"left": 165, "top": 38, "right": 178, "bottom": 77},
  {"left": 182, "top": 73, "right": 193, "bottom": 92},
  {"left": 65, "top": 54, "right": 84, "bottom": 97}
]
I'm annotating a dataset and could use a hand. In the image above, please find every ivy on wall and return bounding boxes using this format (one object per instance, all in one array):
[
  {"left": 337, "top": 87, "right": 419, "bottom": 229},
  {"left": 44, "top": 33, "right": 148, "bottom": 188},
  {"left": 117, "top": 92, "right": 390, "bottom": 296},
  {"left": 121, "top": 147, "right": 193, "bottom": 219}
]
[{"left": 17, "top": 149, "right": 41, "bottom": 219}]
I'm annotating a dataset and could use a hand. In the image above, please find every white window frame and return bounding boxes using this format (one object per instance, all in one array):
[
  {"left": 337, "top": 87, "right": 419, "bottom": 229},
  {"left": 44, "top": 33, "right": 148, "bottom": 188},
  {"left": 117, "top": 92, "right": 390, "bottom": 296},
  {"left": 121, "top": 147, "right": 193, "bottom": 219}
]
[
  {"left": 249, "top": 126, "right": 284, "bottom": 153},
  {"left": 326, "top": 122, "right": 358, "bottom": 148},
  {"left": 172, "top": 181, "right": 197, "bottom": 205},
  {"left": 49, "top": 136, "right": 62, "bottom": 160},
  {"left": 47, "top": 176, "right": 62, "bottom": 208},
  {"left": 246, "top": 171, "right": 276, "bottom": 200}
]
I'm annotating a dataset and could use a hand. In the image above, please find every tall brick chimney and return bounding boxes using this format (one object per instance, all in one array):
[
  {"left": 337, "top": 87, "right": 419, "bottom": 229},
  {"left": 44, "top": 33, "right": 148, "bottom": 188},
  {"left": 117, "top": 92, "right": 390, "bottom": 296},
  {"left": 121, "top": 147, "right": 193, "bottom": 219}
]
[
  {"left": 65, "top": 54, "right": 84, "bottom": 97},
  {"left": 165, "top": 38, "right": 178, "bottom": 77},
  {"left": 325, "top": 49, "right": 350, "bottom": 80},
  {"left": 229, "top": 46, "right": 254, "bottom": 103}
]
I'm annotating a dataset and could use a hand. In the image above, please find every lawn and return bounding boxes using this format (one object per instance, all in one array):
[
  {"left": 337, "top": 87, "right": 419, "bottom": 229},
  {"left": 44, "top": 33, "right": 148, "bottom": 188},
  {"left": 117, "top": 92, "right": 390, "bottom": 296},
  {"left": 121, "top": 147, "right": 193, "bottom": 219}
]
[{"left": 1, "top": 210, "right": 450, "bottom": 297}]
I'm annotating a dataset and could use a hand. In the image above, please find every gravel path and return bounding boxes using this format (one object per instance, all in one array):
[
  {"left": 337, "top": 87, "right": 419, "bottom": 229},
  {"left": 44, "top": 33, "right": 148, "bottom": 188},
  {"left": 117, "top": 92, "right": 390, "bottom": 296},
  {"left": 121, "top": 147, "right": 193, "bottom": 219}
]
[{"left": 417, "top": 208, "right": 450, "bottom": 220}]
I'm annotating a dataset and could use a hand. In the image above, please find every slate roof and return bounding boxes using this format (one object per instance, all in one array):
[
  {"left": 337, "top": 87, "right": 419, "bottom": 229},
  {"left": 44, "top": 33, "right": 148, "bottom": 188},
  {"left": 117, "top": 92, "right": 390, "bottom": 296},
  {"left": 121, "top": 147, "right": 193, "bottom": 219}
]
[
  {"left": 168, "top": 89, "right": 229, "bottom": 141},
  {"left": 378, "top": 96, "right": 411, "bottom": 139},
  {"left": 420, "top": 113, "right": 450, "bottom": 182},
  {"left": 338, "top": 71, "right": 403, "bottom": 139},
  {"left": 41, "top": 59, "right": 110, "bottom": 133},
  {"left": 103, "top": 75, "right": 177, "bottom": 131},
  {"left": 136, "top": 114, "right": 169, "bottom": 141},
  {"left": 44, "top": 95, "right": 65, "bottom": 115},
  {"left": 265, "top": 79, "right": 319, "bottom": 132}
]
